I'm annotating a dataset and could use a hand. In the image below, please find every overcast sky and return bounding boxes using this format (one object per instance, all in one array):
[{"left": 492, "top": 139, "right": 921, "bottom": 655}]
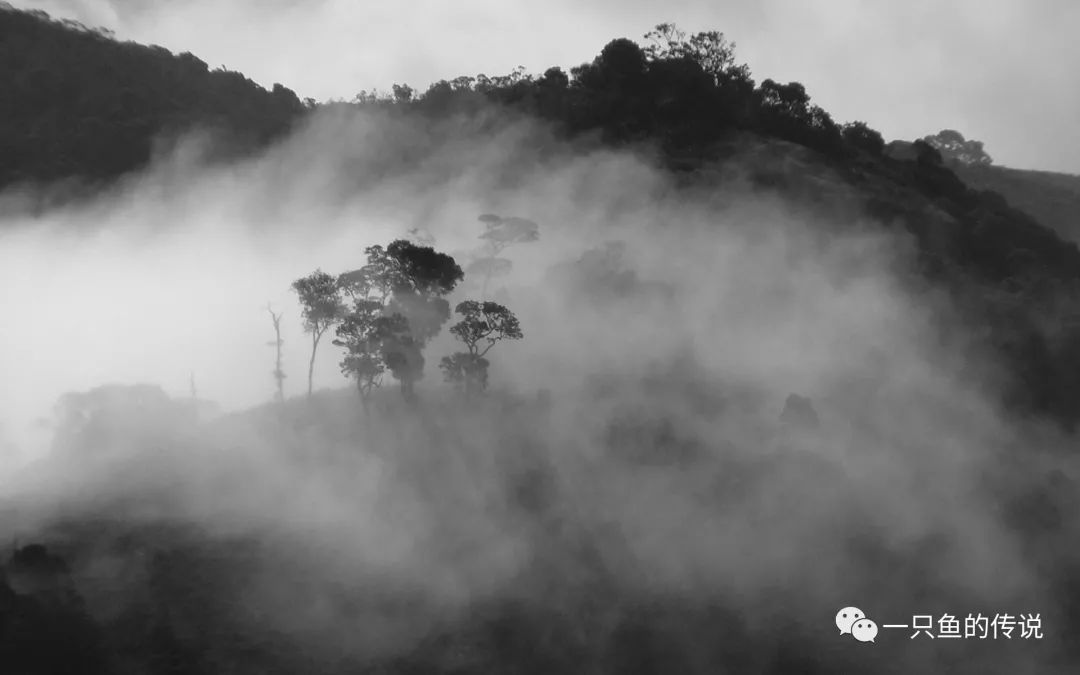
[{"left": 16, "top": 0, "right": 1080, "bottom": 174}]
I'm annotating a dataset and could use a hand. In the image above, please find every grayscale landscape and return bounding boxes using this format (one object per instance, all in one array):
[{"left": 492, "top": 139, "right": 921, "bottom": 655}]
[{"left": 1, "top": 2, "right": 1079, "bottom": 672}]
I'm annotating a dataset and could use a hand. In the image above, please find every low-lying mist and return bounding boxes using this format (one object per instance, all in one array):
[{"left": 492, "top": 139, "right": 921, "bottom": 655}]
[{"left": 2, "top": 105, "right": 1078, "bottom": 672}]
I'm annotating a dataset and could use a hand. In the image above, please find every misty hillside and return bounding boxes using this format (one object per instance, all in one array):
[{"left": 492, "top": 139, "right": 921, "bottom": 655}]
[
  {"left": 951, "top": 163, "right": 1080, "bottom": 244},
  {"left": 0, "top": 3, "right": 305, "bottom": 189},
  {"left": 4, "top": 378, "right": 1075, "bottom": 674},
  {"left": 886, "top": 133, "right": 1080, "bottom": 245},
  {"left": 5, "top": 5, "right": 1080, "bottom": 425},
  {"left": 5, "top": 5, "right": 1080, "bottom": 675}
]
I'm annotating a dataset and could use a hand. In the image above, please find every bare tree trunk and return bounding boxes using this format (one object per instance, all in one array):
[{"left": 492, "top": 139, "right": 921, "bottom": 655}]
[
  {"left": 463, "top": 352, "right": 481, "bottom": 400},
  {"left": 463, "top": 366, "right": 475, "bottom": 400},
  {"left": 357, "top": 379, "right": 370, "bottom": 415},
  {"left": 267, "top": 305, "right": 286, "bottom": 404},
  {"left": 307, "top": 330, "right": 322, "bottom": 399}
]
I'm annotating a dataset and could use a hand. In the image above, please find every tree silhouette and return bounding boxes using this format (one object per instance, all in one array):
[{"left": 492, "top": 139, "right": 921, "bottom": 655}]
[
  {"left": 912, "top": 139, "right": 944, "bottom": 166},
  {"left": 335, "top": 260, "right": 392, "bottom": 408},
  {"left": 337, "top": 240, "right": 463, "bottom": 403},
  {"left": 841, "top": 121, "right": 885, "bottom": 155},
  {"left": 570, "top": 38, "right": 654, "bottom": 142},
  {"left": 291, "top": 270, "right": 346, "bottom": 398},
  {"left": 922, "top": 129, "right": 993, "bottom": 166},
  {"left": 265, "top": 303, "right": 286, "bottom": 404},
  {"left": 332, "top": 299, "right": 392, "bottom": 412},
  {"left": 440, "top": 301, "right": 523, "bottom": 398},
  {"left": 468, "top": 214, "right": 539, "bottom": 298},
  {"left": 754, "top": 79, "right": 841, "bottom": 152},
  {"left": 642, "top": 23, "right": 752, "bottom": 88}
]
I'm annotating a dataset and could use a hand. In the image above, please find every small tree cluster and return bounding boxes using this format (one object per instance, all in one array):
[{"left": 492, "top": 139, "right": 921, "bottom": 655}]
[
  {"left": 642, "top": 22, "right": 752, "bottom": 88},
  {"left": 290, "top": 240, "right": 463, "bottom": 407},
  {"left": 922, "top": 129, "right": 993, "bottom": 166},
  {"left": 439, "top": 300, "right": 523, "bottom": 398},
  {"left": 292, "top": 236, "right": 532, "bottom": 408}
]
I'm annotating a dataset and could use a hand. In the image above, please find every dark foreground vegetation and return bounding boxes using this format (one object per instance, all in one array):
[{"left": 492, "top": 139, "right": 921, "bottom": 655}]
[
  {"left": 5, "top": 376, "right": 1079, "bottom": 674},
  {"left": 4, "top": 5, "right": 1080, "bottom": 674}
]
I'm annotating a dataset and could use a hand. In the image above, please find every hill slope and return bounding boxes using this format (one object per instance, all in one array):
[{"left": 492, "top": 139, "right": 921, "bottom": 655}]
[
  {"left": 5, "top": 5, "right": 1080, "bottom": 425},
  {"left": 951, "top": 163, "right": 1080, "bottom": 243},
  {"left": 6, "top": 9, "right": 1080, "bottom": 675},
  {"left": 0, "top": 3, "right": 306, "bottom": 188},
  {"left": 5, "top": 379, "right": 1077, "bottom": 674}
]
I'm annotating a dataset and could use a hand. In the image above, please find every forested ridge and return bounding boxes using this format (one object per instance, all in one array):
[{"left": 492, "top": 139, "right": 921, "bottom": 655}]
[{"left": 0, "top": 3, "right": 307, "bottom": 188}]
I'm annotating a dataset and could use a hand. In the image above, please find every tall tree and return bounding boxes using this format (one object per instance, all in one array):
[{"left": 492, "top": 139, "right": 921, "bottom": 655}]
[
  {"left": 336, "top": 261, "right": 390, "bottom": 409},
  {"left": 291, "top": 270, "right": 346, "bottom": 398},
  {"left": 439, "top": 300, "right": 523, "bottom": 398},
  {"left": 332, "top": 299, "right": 391, "bottom": 413}
]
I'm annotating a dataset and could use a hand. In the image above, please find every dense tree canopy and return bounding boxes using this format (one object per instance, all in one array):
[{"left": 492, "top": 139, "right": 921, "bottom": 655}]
[
  {"left": 333, "top": 240, "right": 465, "bottom": 403},
  {"left": 841, "top": 121, "right": 886, "bottom": 156}
]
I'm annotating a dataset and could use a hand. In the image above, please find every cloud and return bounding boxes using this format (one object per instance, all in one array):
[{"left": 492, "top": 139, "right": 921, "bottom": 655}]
[{"left": 1, "top": 100, "right": 1075, "bottom": 671}]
